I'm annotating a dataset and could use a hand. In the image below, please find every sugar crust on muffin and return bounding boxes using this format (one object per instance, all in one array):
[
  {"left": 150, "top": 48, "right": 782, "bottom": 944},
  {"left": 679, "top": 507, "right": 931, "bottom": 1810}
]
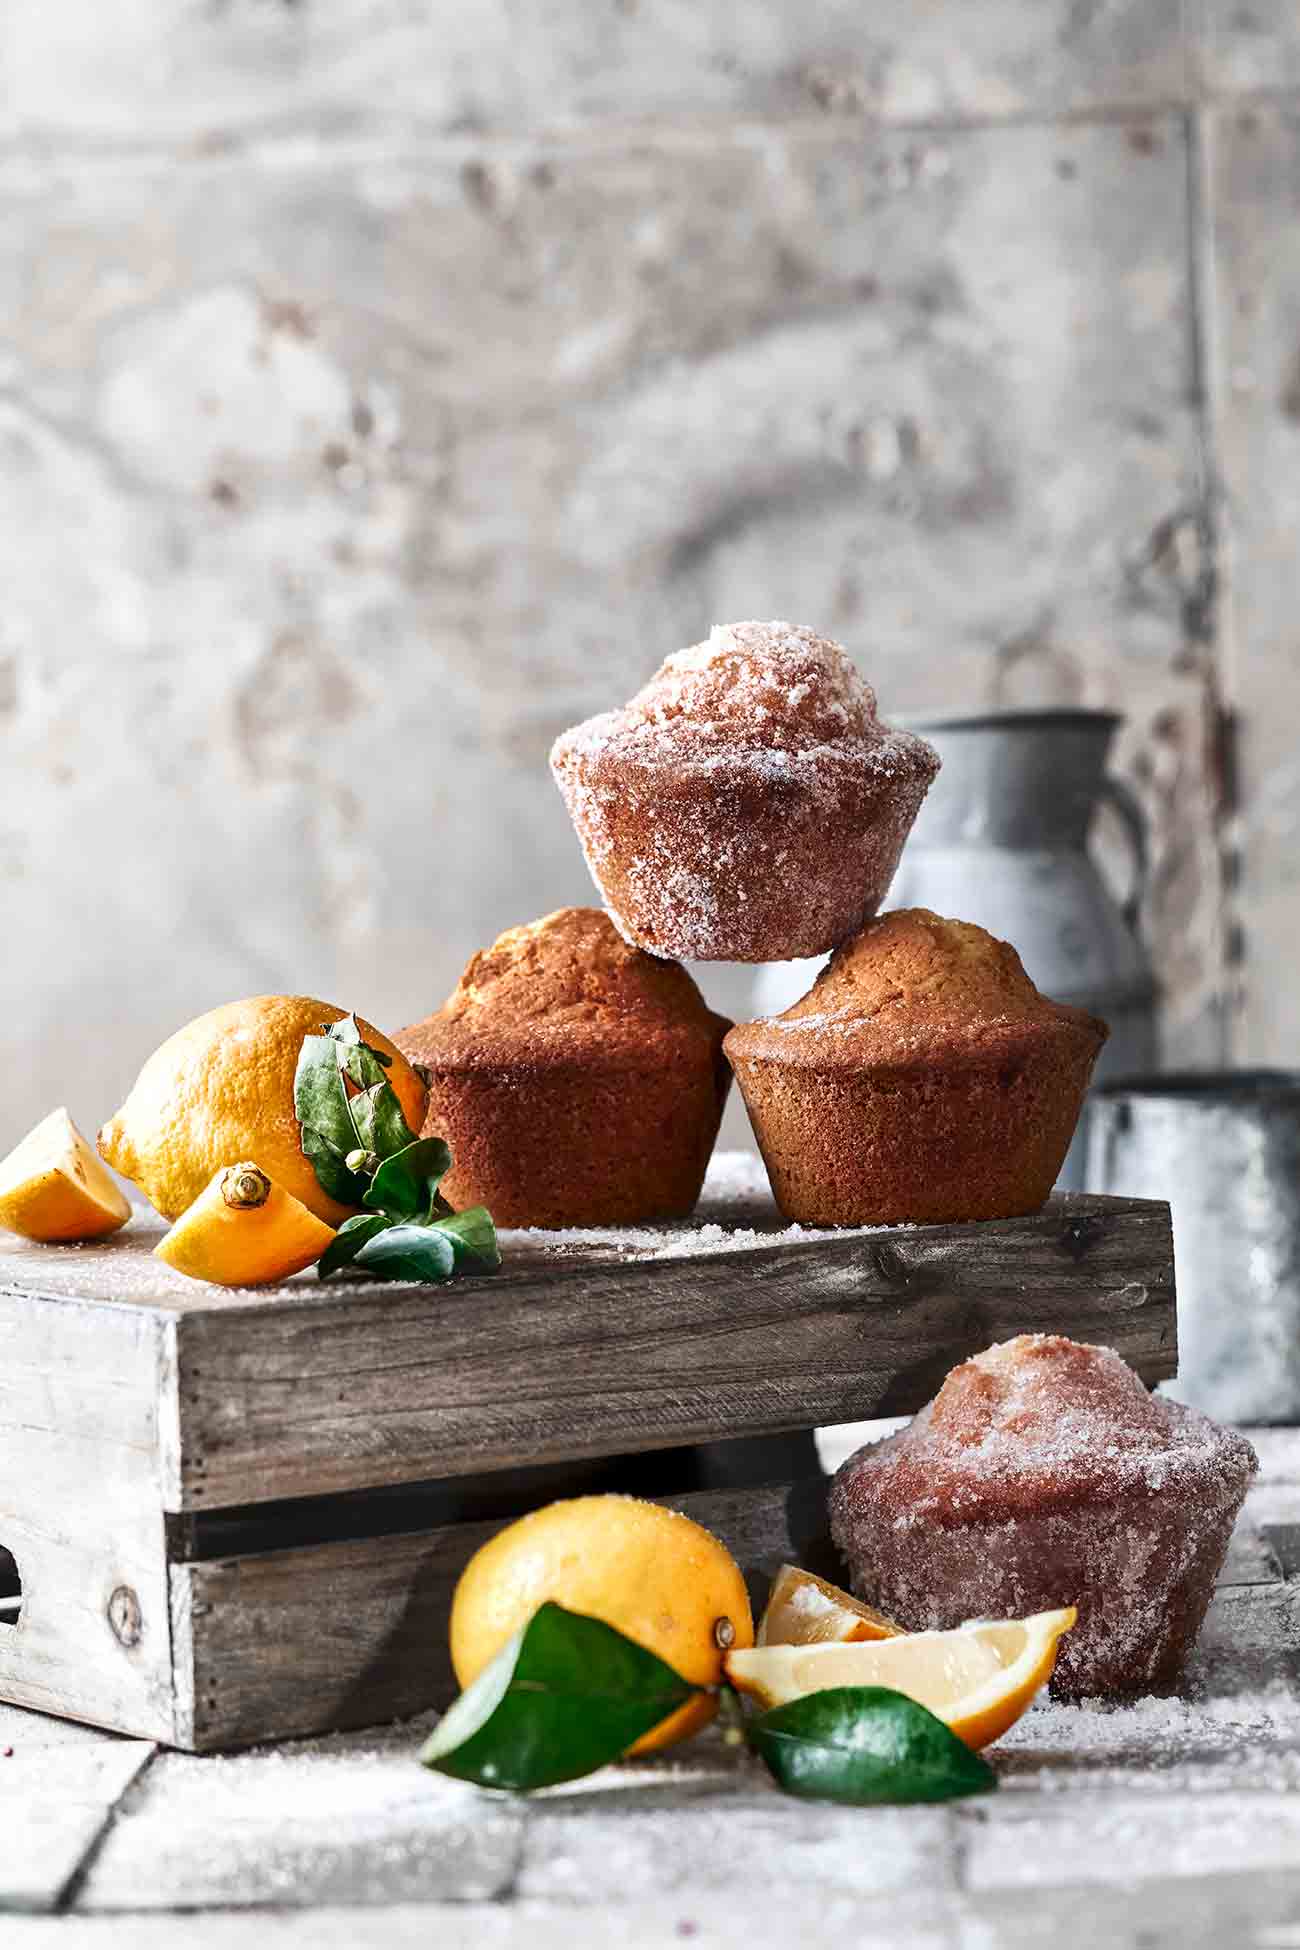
[
  {"left": 829, "top": 1335, "right": 1258, "bottom": 1697},
  {"left": 550, "top": 621, "right": 939, "bottom": 963}
]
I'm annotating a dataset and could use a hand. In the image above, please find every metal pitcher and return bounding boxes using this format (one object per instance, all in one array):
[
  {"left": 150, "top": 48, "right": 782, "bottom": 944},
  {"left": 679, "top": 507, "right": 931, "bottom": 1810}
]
[{"left": 891, "top": 710, "right": 1159, "bottom": 1187}]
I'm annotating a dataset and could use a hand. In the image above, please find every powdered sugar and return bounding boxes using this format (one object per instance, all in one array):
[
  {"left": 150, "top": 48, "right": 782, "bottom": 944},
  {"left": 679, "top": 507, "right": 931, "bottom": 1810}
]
[
  {"left": 496, "top": 1150, "right": 912, "bottom": 1258},
  {"left": 550, "top": 620, "right": 939, "bottom": 962},
  {"left": 830, "top": 1336, "right": 1258, "bottom": 1698}
]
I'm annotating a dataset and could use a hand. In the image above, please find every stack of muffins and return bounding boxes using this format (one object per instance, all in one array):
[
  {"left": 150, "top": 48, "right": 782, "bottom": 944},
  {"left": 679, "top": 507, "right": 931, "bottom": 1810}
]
[
  {"left": 400, "top": 625, "right": 1257, "bottom": 1702},
  {"left": 399, "top": 619, "right": 1108, "bottom": 1229}
]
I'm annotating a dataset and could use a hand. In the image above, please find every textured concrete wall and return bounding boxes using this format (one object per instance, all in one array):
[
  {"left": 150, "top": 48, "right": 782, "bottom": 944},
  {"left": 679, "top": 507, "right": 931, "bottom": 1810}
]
[{"left": 0, "top": 3, "right": 1293, "bottom": 1135}]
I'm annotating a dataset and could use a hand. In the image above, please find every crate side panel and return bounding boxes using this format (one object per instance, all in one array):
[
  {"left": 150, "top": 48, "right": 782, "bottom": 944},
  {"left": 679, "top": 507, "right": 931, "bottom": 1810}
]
[
  {"left": 173, "top": 1199, "right": 1176, "bottom": 1509},
  {"left": 0, "top": 1291, "right": 177, "bottom": 1741},
  {"left": 174, "top": 1477, "right": 823, "bottom": 1751}
]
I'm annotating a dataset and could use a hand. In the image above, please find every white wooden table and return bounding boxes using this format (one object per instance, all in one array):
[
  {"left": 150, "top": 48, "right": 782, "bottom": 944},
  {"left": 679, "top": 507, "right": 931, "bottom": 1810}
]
[{"left": 3, "top": 1428, "right": 1300, "bottom": 1949}]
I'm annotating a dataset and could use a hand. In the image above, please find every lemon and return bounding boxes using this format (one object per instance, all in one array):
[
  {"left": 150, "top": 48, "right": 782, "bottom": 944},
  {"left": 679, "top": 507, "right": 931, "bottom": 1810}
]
[
  {"left": 0, "top": 1107, "right": 132, "bottom": 1242},
  {"left": 450, "top": 1495, "right": 754, "bottom": 1753},
  {"left": 98, "top": 996, "right": 428, "bottom": 1225},
  {"left": 156, "top": 1161, "right": 336, "bottom": 1286},
  {"left": 757, "top": 1564, "right": 902, "bottom": 1648},
  {"left": 727, "top": 1607, "right": 1077, "bottom": 1750}
]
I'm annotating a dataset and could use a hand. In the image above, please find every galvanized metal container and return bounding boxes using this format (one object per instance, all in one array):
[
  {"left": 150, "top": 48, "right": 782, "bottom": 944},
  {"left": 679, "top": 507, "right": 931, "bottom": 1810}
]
[{"left": 1086, "top": 1071, "right": 1300, "bottom": 1423}]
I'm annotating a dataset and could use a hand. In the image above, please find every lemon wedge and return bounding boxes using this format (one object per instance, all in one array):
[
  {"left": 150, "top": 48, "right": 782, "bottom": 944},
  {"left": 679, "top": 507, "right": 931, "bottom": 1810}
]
[
  {"left": 156, "top": 1162, "right": 335, "bottom": 1286},
  {"left": 758, "top": 1564, "right": 902, "bottom": 1647},
  {"left": 727, "top": 1607, "right": 1077, "bottom": 1750},
  {"left": 0, "top": 1107, "right": 132, "bottom": 1242}
]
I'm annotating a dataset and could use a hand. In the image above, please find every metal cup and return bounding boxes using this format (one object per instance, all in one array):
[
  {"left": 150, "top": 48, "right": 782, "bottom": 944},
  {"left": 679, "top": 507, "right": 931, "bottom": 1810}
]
[{"left": 1086, "top": 1071, "right": 1300, "bottom": 1423}]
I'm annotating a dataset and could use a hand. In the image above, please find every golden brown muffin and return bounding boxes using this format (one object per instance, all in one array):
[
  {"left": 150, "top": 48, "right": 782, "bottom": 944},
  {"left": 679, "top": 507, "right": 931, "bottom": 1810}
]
[
  {"left": 830, "top": 1335, "right": 1258, "bottom": 1697},
  {"left": 725, "top": 908, "right": 1107, "bottom": 1225},
  {"left": 396, "top": 907, "right": 731, "bottom": 1227},
  {"left": 550, "top": 621, "right": 939, "bottom": 962}
]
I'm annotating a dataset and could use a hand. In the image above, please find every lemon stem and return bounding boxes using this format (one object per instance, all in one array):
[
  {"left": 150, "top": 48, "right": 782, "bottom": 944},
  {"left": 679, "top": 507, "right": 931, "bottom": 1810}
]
[{"left": 222, "top": 1164, "right": 272, "bottom": 1210}]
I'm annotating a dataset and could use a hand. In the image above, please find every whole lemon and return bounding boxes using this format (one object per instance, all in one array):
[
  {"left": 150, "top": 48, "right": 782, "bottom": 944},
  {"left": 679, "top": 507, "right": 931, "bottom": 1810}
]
[
  {"left": 449, "top": 1494, "right": 754, "bottom": 1753},
  {"left": 98, "top": 996, "right": 428, "bottom": 1226}
]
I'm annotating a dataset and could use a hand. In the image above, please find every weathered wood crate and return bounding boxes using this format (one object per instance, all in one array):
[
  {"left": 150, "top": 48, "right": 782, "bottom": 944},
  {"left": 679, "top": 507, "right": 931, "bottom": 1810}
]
[{"left": 0, "top": 1160, "right": 1175, "bottom": 1751}]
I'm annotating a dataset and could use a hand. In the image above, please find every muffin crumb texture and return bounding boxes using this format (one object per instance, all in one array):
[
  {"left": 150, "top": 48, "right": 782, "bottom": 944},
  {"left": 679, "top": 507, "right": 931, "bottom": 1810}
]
[
  {"left": 397, "top": 907, "right": 730, "bottom": 1227},
  {"left": 550, "top": 622, "right": 939, "bottom": 962},
  {"left": 725, "top": 908, "right": 1108, "bottom": 1225},
  {"left": 830, "top": 1335, "right": 1258, "bottom": 1697}
]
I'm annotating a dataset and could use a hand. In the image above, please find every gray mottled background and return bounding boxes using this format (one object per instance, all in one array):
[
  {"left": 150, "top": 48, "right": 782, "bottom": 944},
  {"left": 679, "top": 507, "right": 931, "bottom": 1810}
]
[{"left": 0, "top": 1, "right": 1296, "bottom": 1135}]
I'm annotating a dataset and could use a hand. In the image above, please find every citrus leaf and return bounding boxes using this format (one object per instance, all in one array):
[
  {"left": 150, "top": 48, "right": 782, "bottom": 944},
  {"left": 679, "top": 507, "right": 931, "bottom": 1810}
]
[
  {"left": 294, "top": 1034, "right": 369, "bottom": 1205},
  {"left": 348, "top": 1079, "right": 417, "bottom": 1162},
  {"left": 365, "top": 1137, "right": 452, "bottom": 1223},
  {"left": 421, "top": 1602, "right": 698, "bottom": 1792},
  {"left": 433, "top": 1205, "right": 501, "bottom": 1269},
  {"left": 747, "top": 1686, "right": 997, "bottom": 1806},
  {"left": 317, "top": 1212, "right": 393, "bottom": 1279},
  {"left": 326, "top": 1016, "right": 390, "bottom": 1063},
  {"left": 327, "top": 1023, "right": 416, "bottom": 1163},
  {"left": 298, "top": 1127, "right": 367, "bottom": 1207},
  {"left": 352, "top": 1222, "right": 457, "bottom": 1283}
]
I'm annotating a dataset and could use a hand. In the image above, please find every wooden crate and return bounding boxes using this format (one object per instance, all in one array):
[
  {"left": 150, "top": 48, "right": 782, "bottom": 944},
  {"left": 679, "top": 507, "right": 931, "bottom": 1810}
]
[{"left": 0, "top": 1168, "right": 1175, "bottom": 1751}]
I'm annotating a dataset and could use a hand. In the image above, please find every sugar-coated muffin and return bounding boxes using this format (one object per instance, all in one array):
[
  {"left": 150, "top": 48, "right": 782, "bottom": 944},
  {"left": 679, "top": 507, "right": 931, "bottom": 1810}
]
[
  {"left": 725, "top": 907, "right": 1108, "bottom": 1225},
  {"left": 550, "top": 621, "right": 939, "bottom": 963},
  {"left": 829, "top": 1335, "right": 1258, "bottom": 1697},
  {"left": 395, "top": 907, "right": 731, "bottom": 1228}
]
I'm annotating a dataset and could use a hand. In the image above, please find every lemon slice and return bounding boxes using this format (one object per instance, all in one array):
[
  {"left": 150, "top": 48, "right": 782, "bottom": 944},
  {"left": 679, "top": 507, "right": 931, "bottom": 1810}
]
[
  {"left": 156, "top": 1162, "right": 335, "bottom": 1286},
  {"left": 727, "top": 1607, "right": 1077, "bottom": 1750},
  {"left": 0, "top": 1107, "right": 132, "bottom": 1242},
  {"left": 758, "top": 1564, "right": 902, "bottom": 1647}
]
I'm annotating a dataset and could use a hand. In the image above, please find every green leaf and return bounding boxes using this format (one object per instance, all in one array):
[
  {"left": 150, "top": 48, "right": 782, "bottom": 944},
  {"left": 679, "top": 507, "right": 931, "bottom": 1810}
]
[
  {"left": 326, "top": 1015, "right": 387, "bottom": 1059},
  {"left": 433, "top": 1205, "right": 501, "bottom": 1269},
  {"left": 294, "top": 1033, "right": 369, "bottom": 1206},
  {"left": 365, "top": 1137, "right": 453, "bottom": 1224},
  {"left": 747, "top": 1687, "right": 997, "bottom": 1807},
  {"left": 317, "top": 1212, "right": 393, "bottom": 1279},
  {"left": 352, "top": 1222, "right": 457, "bottom": 1283},
  {"left": 421, "top": 1603, "right": 698, "bottom": 1792},
  {"left": 349, "top": 1079, "right": 418, "bottom": 1162},
  {"left": 296, "top": 1021, "right": 420, "bottom": 1209},
  {"left": 329, "top": 1027, "right": 416, "bottom": 1164}
]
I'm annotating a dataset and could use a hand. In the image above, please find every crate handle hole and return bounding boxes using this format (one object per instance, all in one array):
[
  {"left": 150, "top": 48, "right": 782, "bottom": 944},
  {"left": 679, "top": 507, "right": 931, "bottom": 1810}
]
[{"left": 0, "top": 1546, "right": 22, "bottom": 1628}]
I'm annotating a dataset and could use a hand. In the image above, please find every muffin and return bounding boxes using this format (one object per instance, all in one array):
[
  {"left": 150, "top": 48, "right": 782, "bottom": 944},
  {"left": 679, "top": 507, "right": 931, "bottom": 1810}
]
[
  {"left": 396, "top": 907, "right": 731, "bottom": 1228},
  {"left": 725, "top": 907, "right": 1108, "bottom": 1225},
  {"left": 829, "top": 1335, "right": 1258, "bottom": 1697},
  {"left": 550, "top": 621, "right": 939, "bottom": 963}
]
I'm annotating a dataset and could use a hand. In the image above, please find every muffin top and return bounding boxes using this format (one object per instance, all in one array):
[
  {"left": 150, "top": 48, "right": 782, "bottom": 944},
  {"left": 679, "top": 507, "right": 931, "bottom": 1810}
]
[
  {"left": 726, "top": 908, "right": 1107, "bottom": 1073},
  {"left": 834, "top": 1335, "right": 1258, "bottom": 1524},
  {"left": 551, "top": 621, "right": 938, "bottom": 783},
  {"left": 398, "top": 907, "right": 729, "bottom": 1072}
]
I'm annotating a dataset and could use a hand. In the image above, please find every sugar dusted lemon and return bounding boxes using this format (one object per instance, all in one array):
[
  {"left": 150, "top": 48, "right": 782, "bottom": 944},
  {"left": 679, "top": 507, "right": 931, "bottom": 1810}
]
[
  {"left": 450, "top": 1495, "right": 754, "bottom": 1754},
  {"left": 727, "top": 1607, "right": 1076, "bottom": 1751},
  {"left": 758, "top": 1564, "right": 902, "bottom": 1648},
  {"left": 0, "top": 1107, "right": 133, "bottom": 1243},
  {"left": 156, "top": 1162, "right": 335, "bottom": 1286},
  {"left": 98, "top": 996, "right": 427, "bottom": 1225}
]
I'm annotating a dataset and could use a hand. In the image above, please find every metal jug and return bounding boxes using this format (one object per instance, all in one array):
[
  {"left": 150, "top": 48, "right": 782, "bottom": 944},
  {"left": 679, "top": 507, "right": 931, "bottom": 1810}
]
[{"left": 890, "top": 710, "right": 1159, "bottom": 1188}]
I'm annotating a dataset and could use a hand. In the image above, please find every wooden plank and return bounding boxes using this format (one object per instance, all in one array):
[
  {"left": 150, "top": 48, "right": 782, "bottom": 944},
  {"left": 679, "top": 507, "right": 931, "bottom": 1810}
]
[
  {"left": 0, "top": 1192, "right": 1176, "bottom": 1512},
  {"left": 166, "top": 1194, "right": 1175, "bottom": 1510},
  {"left": 171, "top": 1477, "right": 830, "bottom": 1752},
  {"left": 0, "top": 1292, "right": 177, "bottom": 1742}
]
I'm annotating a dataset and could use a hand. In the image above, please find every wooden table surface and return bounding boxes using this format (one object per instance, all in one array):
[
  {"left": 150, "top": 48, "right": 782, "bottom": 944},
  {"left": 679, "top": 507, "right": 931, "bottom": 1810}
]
[{"left": 1, "top": 1424, "right": 1298, "bottom": 1947}]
